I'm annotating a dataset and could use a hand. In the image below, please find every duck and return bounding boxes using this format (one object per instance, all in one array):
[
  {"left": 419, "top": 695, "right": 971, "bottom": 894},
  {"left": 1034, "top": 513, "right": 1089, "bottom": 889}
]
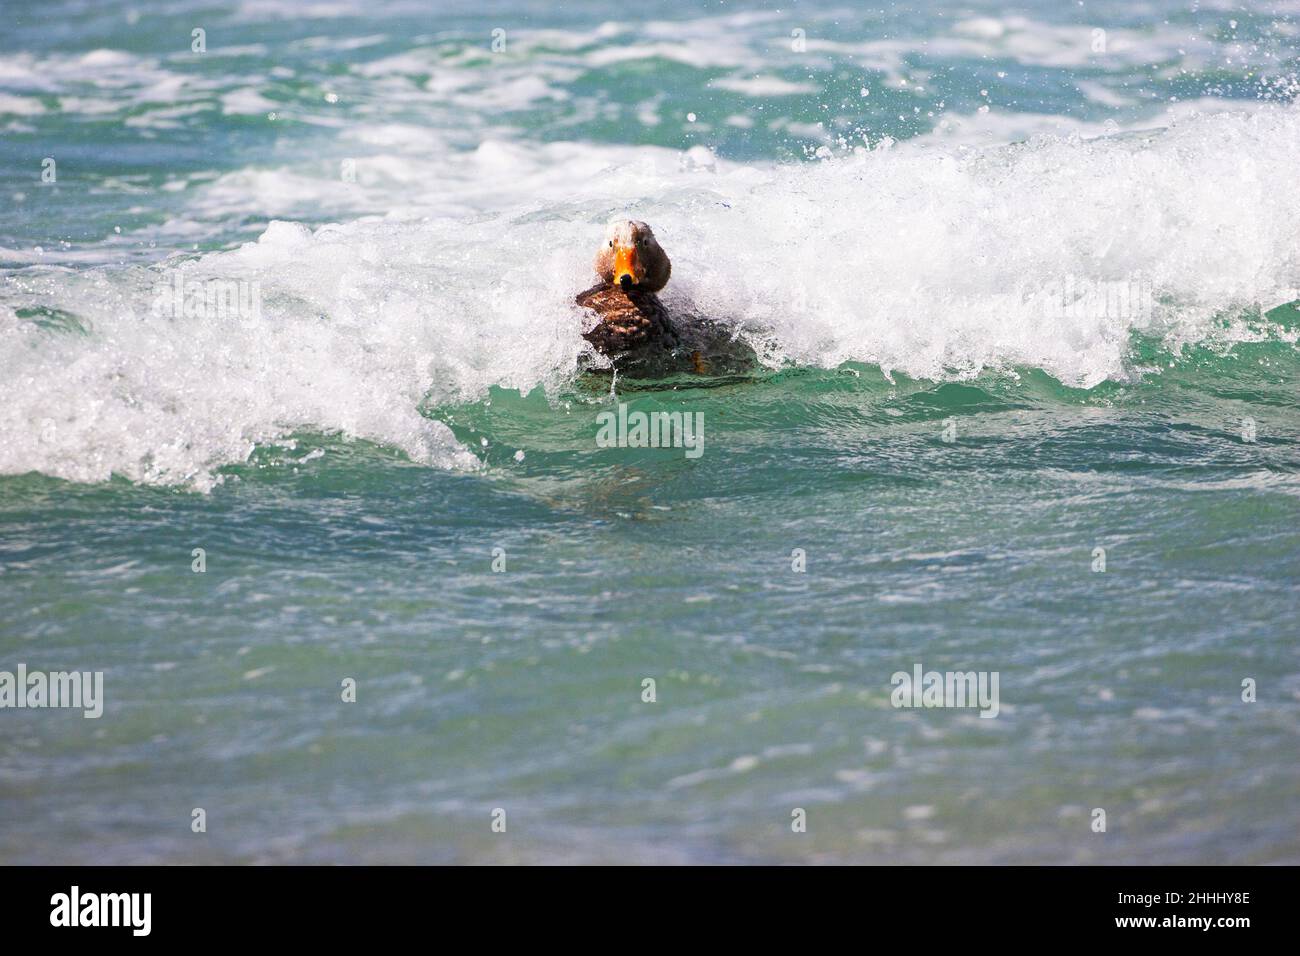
[{"left": 576, "top": 220, "right": 681, "bottom": 356}]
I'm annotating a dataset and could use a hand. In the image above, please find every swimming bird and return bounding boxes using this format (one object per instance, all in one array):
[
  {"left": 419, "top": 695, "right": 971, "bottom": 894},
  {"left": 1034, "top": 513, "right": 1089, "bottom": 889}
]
[{"left": 576, "top": 220, "right": 681, "bottom": 356}]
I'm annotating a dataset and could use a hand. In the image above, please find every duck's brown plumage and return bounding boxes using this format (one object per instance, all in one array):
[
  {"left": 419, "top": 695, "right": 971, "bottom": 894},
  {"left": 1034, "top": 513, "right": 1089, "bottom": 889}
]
[
  {"left": 577, "top": 282, "right": 679, "bottom": 353},
  {"left": 575, "top": 219, "right": 753, "bottom": 375},
  {"left": 578, "top": 219, "right": 678, "bottom": 357}
]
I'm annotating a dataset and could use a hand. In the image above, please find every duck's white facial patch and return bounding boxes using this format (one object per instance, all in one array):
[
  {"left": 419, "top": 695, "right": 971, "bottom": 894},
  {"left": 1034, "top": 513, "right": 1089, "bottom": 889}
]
[{"left": 605, "top": 220, "right": 652, "bottom": 246}]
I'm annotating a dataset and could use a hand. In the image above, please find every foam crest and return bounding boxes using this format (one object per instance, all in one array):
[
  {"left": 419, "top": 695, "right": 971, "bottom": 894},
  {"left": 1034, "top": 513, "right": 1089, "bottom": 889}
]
[
  {"left": 674, "top": 105, "right": 1300, "bottom": 384},
  {"left": 2, "top": 106, "right": 1298, "bottom": 487}
]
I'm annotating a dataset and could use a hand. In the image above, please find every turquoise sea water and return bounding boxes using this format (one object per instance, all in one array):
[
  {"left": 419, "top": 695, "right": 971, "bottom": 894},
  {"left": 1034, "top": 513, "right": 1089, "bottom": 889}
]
[{"left": 1, "top": 0, "right": 1299, "bottom": 863}]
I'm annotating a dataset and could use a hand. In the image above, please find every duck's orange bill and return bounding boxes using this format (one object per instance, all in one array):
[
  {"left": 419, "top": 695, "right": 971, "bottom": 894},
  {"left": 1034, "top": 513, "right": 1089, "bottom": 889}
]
[{"left": 613, "top": 245, "right": 637, "bottom": 285}]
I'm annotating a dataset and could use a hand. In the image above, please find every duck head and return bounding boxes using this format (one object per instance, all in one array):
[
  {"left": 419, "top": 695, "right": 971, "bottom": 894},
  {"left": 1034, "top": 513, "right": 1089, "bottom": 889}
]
[{"left": 594, "top": 220, "right": 671, "bottom": 293}]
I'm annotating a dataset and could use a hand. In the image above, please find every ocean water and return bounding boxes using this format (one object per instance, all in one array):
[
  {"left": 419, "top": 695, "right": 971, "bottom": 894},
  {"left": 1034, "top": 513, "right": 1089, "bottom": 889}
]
[{"left": 1, "top": 0, "right": 1299, "bottom": 864}]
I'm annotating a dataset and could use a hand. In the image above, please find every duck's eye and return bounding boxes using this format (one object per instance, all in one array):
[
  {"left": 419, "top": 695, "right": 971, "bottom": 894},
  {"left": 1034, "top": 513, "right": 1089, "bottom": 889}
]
[{"left": 608, "top": 241, "right": 613, "bottom": 248}]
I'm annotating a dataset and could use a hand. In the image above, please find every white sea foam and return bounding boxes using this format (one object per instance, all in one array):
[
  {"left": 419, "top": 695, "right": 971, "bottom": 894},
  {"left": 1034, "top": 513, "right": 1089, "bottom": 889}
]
[
  {"left": 909, "top": 96, "right": 1286, "bottom": 147},
  {"left": 0, "top": 233, "right": 483, "bottom": 491},
  {"left": 0, "top": 92, "right": 45, "bottom": 116},
  {"left": 711, "top": 75, "right": 819, "bottom": 97},
  {"left": 2, "top": 77, "right": 1299, "bottom": 489},
  {"left": 220, "top": 89, "right": 278, "bottom": 116}
]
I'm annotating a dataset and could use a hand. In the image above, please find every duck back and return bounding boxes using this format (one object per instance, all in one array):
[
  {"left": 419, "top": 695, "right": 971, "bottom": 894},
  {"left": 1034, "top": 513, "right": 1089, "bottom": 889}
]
[{"left": 577, "top": 283, "right": 679, "bottom": 354}]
